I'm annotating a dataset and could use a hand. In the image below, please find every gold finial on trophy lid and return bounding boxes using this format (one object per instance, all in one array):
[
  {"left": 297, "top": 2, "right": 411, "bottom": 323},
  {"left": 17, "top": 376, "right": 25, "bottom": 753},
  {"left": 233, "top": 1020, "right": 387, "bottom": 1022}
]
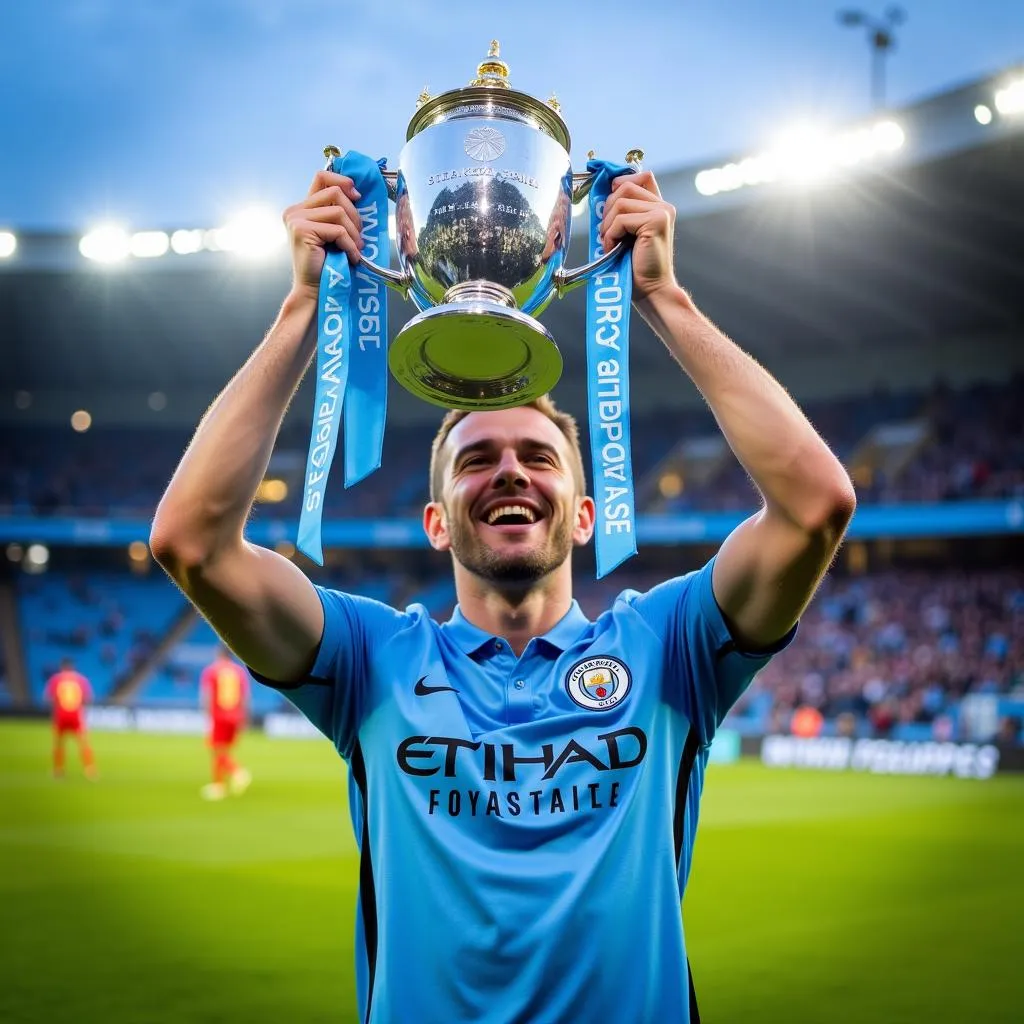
[
  {"left": 323, "top": 145, "right": 342, "bottom": 166},
  {"left": 470, "top": 39, "right": 511, "bottom": 88},
  {"left": 416, "top": 85, "right": 432, "bottom": 108},
  {"left": 587, "top": 149, "right": 596, "bottom": 160},
  {"left": 546, "top": 93, "right": 561, "bottom": 113},
  {"left": 625, "top": 148, "right": 645, "bottom": 167}
]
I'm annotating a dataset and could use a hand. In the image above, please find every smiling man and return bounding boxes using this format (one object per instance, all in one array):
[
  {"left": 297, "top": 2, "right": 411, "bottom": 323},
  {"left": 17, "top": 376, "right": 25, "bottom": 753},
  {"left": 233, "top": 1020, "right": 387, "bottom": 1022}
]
[{"left": 151, "top": 167, "right": 855, "bottom": 1023}]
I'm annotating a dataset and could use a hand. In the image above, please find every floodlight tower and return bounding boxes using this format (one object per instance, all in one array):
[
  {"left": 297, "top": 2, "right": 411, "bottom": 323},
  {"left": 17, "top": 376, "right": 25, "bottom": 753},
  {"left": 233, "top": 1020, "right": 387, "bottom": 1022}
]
[{"left": 838, "top": 6, "right": 906, "bottom": 109}]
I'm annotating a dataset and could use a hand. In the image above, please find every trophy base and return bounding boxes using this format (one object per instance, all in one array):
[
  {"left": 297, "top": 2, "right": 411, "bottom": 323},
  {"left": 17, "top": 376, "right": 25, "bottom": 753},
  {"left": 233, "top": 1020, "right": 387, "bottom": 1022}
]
[{"left": 388, "top": 300, "right": 563, "bottom": 411}]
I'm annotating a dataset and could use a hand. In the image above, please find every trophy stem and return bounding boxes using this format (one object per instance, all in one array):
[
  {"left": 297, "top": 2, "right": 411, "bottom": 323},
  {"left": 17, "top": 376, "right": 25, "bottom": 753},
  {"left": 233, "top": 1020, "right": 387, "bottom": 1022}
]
[{"left": 443, "top": 281, "right": 517, "bottom": 308}]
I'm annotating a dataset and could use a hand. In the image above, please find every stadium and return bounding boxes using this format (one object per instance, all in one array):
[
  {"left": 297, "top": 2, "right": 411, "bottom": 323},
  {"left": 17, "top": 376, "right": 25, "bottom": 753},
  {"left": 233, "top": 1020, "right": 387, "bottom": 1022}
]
[{"left": 2, "top": 40, "right": 1023, "bottom": 1024}]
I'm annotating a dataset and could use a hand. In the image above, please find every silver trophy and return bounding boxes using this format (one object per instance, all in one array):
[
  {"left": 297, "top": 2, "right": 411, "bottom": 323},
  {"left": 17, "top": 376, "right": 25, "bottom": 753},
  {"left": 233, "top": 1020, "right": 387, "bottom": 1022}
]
[{"left": 327, "top": 41, "right": 642, "bottom": 410}]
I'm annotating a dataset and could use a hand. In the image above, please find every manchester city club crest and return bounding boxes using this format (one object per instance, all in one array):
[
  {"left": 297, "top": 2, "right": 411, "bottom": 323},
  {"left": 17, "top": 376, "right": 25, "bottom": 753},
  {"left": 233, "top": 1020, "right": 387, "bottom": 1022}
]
[{"left": 565, "top": 656, "right": 632, "bottom": 711}]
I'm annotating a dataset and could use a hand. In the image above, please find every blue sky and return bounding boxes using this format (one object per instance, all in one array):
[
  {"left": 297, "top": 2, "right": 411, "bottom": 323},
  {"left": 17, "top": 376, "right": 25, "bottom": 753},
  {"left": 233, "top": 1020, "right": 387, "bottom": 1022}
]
[{"left": 3, "top": 0, "right": 1022, "bottom": 230}]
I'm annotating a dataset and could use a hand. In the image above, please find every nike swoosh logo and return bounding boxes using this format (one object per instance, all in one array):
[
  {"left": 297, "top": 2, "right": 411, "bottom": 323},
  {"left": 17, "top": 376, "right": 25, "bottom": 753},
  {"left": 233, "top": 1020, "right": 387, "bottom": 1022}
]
[{"left": 414, "top": 676, "right": 458, "bottom": 696}]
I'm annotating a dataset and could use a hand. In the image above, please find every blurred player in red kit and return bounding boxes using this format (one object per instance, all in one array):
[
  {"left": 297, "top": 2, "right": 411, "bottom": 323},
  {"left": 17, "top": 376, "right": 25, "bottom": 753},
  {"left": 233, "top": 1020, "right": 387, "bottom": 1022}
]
[
  {"left": 200, "top": 647, "right": 252, "bottom": 800},
  {"left": 44, "top": 658, "right": 98, "bottom": 780}
]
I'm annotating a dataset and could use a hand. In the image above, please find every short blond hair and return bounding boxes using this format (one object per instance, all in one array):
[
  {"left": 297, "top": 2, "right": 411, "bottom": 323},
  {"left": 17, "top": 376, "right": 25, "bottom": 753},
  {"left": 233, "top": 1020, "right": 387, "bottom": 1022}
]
[{"left": 429, "top": 396, "right": 586, "bottom": 501}]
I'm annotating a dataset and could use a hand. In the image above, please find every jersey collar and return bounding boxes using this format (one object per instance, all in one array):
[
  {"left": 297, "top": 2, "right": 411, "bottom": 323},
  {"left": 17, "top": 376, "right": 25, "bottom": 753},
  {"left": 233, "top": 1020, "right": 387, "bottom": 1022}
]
[{"left": 443, "top": 601, "right": 592, "bottom": 656}]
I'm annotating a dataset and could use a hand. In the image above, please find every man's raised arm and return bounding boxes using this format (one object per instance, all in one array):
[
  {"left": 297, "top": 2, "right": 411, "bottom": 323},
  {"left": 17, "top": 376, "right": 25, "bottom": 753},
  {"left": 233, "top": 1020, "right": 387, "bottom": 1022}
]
[
  {"left": 150, "top": 171, "right": 365, "bottom": 682},
  {"left": 602, "top": 171, "right": 856, "bottom": 651}
]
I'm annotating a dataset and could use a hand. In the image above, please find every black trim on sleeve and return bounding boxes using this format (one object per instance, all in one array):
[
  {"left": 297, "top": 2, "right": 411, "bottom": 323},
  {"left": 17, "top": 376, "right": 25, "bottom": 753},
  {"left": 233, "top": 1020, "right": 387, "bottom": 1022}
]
[
  {"left": 672, "top": 727, "right": 703, "bottom": 864},
  {"left": 714, "top": 639, "right": 737, "bottom": 663},
  {"left": 248, "top": 673, "right": 333, "bottom": 692},
  {"left": 350, "top": 741, "right": 378, "bottom": 1024},
  {"left": 673, "top": 726, "right": 704, "bottom": 1024}
]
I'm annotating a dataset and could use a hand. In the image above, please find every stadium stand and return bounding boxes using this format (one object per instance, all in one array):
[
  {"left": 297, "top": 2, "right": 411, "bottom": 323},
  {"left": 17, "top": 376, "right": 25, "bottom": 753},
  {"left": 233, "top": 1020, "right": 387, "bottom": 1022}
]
[
  {"left": 2, "top": 376, "right": 1021, "bottom": 518},
  {"left": 728, "top": 565, "right": 1024, "bottom": 743},
  {"left": 18, "top": 571, "right": 186, "bottom": 703}
]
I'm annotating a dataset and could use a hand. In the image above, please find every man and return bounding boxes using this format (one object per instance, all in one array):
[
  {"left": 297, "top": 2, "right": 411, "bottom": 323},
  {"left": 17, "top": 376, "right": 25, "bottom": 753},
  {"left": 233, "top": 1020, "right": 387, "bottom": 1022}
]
[
  {"left": 151, "top": 168, "right": 855, "bottom": 1022},
  {"left": 43, "top": 658, "right": 97, "bottom": 780},
  {"left": 199, "top": 646, "right": 252, "bottom": 801}
]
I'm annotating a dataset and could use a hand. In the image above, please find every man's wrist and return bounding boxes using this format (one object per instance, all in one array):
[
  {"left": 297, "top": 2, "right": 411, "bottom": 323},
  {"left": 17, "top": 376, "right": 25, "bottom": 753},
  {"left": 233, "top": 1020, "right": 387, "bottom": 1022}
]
[
  {"left": 281, "top": 286, "right": 319, "bottom": 320},
  {"left": 635, "top": 281, "right": 696, "bottom": 323}
]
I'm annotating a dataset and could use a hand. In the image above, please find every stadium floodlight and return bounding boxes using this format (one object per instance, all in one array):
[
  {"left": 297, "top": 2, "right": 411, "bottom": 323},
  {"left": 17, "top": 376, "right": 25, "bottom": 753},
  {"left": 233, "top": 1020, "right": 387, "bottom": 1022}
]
[
  {"left": 974, "top": 104, "right": 993, "bottom": 125},
  {"left": 694, "top": 170, "right": 722, "bottom": 196},
  {"left": 693, "top": 117, "right": 904, "bottom": 198},
  {"left": 79, "top": 225, "right": 130, "bottom": 263},
  {"left": 769, "top": 125, "right": 838, "bottom": 185},
  {"left": 0, "top": 230, "right": 16, "bottom": 258},
  {"left": 210, "top": 207, "right": 286, "bottom": 258},
  {"left": 170, "top": 228, "right": 204, "bottom": 255},
  {"left": 872, "top": 119, "right": 905, "bottom": 151},
  {"left": 994, "top": 78, "right": 1024, "bottom": 116},
  {"left": 837, "top": 6, "right": 906, "bottom": 109},
  {"left": 129, "top": 230, "right": 170, "bottom": 258}
]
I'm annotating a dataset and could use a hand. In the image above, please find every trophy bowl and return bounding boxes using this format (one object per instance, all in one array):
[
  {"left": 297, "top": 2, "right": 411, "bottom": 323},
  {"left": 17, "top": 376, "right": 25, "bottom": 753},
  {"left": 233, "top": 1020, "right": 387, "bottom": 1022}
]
[{"left": 333, "top": 41, "right": 640, "bottom": 411}]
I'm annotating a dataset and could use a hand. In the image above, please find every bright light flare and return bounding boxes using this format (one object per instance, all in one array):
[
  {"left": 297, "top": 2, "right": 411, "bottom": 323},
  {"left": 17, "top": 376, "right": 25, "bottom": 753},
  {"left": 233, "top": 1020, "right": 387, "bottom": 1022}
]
[
  {"left": 210, "top": 208, "right": 286, "bottom": 258},
  {"left": 70, "top": 409, "right": 92, "bottom": 432},
  {"left": 694, "top": 119, "right": 905, "bottom": 197},
  {"left": 171, "top": 229, "right": 204, "bottom": 255},
  {"left": 128, "top": 540, "right": 149, "bottom": 563},
  {"left": 79, "top": 225, "right": 130, "bottom": 263},
  {"left": 257, "top": 478, "right": 288, "bottom": 503},
  {"left": 974, "top": 104, "right": 993, "bottom": 125},
  {"left": 872, "top": 120, "right": 905, "bottom": 151},
  {"left": 994, "top": 78, "right": 1024, "bottom": 116},
  {"left": 0, "top": 231, "right": 16, "bottom": 258},
  {"left": 26, "top": 543, "right": 49, "bottom": 567},
  {"left": 129, "top": 230, "right": 169, "bottom": 258}
]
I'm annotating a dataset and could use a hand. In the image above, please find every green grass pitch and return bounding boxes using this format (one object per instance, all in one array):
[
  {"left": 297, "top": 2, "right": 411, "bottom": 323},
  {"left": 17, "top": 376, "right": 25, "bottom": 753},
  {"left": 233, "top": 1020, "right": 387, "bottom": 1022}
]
[{"left": 1, "top": 721, "right": 1020, "bottom": 1023}]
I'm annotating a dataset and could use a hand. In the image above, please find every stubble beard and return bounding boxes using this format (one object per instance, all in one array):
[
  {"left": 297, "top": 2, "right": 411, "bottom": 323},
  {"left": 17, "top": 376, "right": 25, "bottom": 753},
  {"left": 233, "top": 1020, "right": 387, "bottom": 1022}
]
[{"left": 448, "top": 510, "right": 574, "bottom": 585}]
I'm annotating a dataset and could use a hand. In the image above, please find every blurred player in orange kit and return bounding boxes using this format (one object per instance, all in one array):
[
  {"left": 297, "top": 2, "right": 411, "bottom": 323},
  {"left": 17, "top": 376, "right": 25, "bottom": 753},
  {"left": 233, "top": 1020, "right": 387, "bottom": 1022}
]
[
  {"left": 200, "top": 647, "right": 252, "bottom": 800},
  {"left": 43, "top": 658, "right": 98, "bottom": 780}
]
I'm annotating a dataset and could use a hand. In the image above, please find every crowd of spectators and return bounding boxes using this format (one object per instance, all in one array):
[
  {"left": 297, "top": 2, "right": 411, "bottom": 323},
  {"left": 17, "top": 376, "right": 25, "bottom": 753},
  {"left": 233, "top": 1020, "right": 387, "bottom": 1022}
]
[
  {"left": 731, "top": 567, "right": 1024, "bottom": 744},
  {"left": 2, "top": 377, "right": 1021, "bottom": 518},
  {"left": 860, "top": 379, "right": 1024, "bottom": 503}
]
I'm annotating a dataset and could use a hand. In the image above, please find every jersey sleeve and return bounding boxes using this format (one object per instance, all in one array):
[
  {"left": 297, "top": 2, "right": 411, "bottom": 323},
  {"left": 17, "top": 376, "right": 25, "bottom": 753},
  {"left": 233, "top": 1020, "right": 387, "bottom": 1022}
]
[
  {"left": 250, "top": 586, "right": 407, "bottom": 757},
  {"left": 627, "top": 556, "right": 796, "bottom": 746}
]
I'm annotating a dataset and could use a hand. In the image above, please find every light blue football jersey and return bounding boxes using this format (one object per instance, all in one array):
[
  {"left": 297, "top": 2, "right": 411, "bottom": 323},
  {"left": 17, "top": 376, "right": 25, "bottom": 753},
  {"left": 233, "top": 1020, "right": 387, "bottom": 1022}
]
[{"left": 264, "top": 558, "right": 792, "bottom": 1023}]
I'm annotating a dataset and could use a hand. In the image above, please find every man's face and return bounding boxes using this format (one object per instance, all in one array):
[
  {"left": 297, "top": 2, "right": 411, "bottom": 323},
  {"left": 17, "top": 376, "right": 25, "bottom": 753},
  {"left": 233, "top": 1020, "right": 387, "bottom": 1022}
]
[{"left": 426, "top": 408, "right": 593, "bottom": 585}]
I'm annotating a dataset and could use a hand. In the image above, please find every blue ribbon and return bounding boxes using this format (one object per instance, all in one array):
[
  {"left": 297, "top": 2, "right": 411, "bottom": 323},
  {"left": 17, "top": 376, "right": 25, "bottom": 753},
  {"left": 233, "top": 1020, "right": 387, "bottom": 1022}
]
[
  {"left": 585, "top": 159, "right": 638, "bottom": 578},
  {"left": 297, "top": 152, "right": 390, "bottom": 565}
]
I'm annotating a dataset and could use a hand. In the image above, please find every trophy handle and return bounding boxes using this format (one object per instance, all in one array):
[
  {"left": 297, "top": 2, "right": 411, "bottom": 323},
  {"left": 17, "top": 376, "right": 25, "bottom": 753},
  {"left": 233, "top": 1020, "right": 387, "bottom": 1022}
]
[
  {"left": 554, "top": 241, "right": 630, "bottom": 296},
  {"left": 570, "top": 147, "right": 645, "bottom": 204},
  {"left": 570, "top": 172, "right": 596, "bottom": 205},
  {"left": 322, "top": 147, "right": 410, "bottom": 295},
  {"left": 381, "top": 169, "right": 399, "bottom": 202},
  {"left": 559, "top": 147, "right": 644, "bottom": 293},
  {"left": 358, "top": 254, "right": 412, "bottom": 296}
]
